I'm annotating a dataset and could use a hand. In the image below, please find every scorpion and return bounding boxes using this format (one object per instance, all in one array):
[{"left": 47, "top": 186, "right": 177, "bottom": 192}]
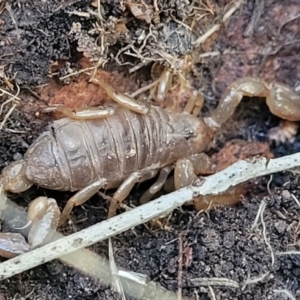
[{"left": 0, "top": 70, "right": 300, "bottom": 258}]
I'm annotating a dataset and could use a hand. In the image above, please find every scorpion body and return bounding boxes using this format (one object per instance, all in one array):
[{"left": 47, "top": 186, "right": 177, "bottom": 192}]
[{"left": 26, "top": 106, "right": 213, "bottom": 192}]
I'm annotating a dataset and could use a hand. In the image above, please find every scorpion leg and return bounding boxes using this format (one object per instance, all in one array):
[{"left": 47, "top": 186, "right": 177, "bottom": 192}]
[
  {"left": 0, "top": 179, "right": 61, "bottom": 252},
  {"left": 59, "top": 179, "right": 107, "bottom": 226},
  {"left": 205, "top": 77, "right": 300, "bottom": 129},
  {"left": 267, "top": 81, "right": 300, "bottom": 121},
  {"left": 0, "top": 196, "right": 64, "bottom": 255},
  {"left": 0, "top": 173, "right": 30, "bottom": 257},
  {"left": 140, "top": 154, "right": 215, "bottom": 204},
  {"left": 156, "top": 68, "right": 173, "bottom": 102},
  {"left": 0, "top": 232, "right": 30, "bottom": 258},
  {"left": 153, "top": 65, "right": 205, "bottom": 116},
  {"left": 140, "top": 166, "right": 173, "bottom": 204},
  {"left": 27, "top": 197, "right": 61, "bottom": 248},
  {"left": 108, "top": 169, "right": 158, "bottom": 218},
  {"left": 174, "top": 158, "right": 197, "bottom": 190},
  {"left": 138, "top": 154, "right": 215, "bottom": 204},
  {"left": 50, "top": 105, "right": 116, "bottom": 120},
  {"left": 174, "top": 154, "right": 216, "bottom": 190},
  {"left": 90, "top": 78, "right": 150, "bottom": 114},
  {"left": 183, "top": 88, "right": 204, "bottom": 116}
]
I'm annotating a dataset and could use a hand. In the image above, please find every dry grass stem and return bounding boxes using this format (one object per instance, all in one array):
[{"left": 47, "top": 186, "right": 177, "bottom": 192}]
[
  {"left": 193, "top": 0, "right": 244, "bottom": 47},
  {"left": 0, "top": 84, "right": 20, "bottom": 131},
  {"left": 5, "top": 2, "right": 20, "bottom": 39},
  {"left": 130, "top": 79, "right": 159, "bottom": 98},
  {"left": 189, "top": 277, "right": 239, "bottom": 288},
  {"left": 58, "top": 66, "right": 97, "bottom": 80}
]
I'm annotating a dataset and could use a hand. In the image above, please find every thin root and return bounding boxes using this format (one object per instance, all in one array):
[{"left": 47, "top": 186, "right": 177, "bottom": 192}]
[
  {"left": 260, "top": 201, "right": 275, "bottom": 266},
  {"left": 251, "top": 199, "right": 266, "bottom": 230},
  {"left": 273, "top": 289, "right": 296, "bottom": 300},
  {"left": 251, "top": 198, "right": 275, "bottom": 266},
  {"left": 291, "top": 194, "right": 300, "bottom": 208},
  {"left": 276, "top": 250, "right": 300, "bottom": 256},
  {"left": 208, "top": 286, "right": 216, "bottom": 300},
  {"left": 242, "top": 272, "right": 271, "bottom": 290}
]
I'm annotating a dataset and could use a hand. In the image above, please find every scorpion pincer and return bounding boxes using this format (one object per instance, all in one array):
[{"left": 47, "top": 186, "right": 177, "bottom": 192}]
[{"left": 0, "top": 72, "right": 300, "bottom": 257}]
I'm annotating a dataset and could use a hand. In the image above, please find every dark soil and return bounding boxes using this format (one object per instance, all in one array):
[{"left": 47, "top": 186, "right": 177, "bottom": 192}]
[{"left": 0, "top": 0, "right": 300, "bottom": 299}]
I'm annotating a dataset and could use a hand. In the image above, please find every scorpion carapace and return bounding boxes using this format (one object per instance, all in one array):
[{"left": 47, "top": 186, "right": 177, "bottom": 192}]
[{"left": 0, "top": 71, "right": 300, "bottom": 257}]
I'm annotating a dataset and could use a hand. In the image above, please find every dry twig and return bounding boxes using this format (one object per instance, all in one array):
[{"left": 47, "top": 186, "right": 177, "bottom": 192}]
[
  {"left": 0, "top": 199, "right": 187, "bottom": 300},
  {"left": 1, "top": 153, "right": 300, "bottom": 279}
]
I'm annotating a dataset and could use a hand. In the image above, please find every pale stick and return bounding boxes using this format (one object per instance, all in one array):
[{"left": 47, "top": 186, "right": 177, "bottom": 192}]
[
  {"left": 1, "top": 201, "right": 188, "bottom": 300},
  {"left": 0, "top": 153, "right": 300, "bottom": 281}
]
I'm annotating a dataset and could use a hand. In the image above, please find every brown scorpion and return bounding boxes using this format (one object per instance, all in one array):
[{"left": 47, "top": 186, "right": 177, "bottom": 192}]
[{"left": 0, "top": 71, "right": 300, "bottom": 257}]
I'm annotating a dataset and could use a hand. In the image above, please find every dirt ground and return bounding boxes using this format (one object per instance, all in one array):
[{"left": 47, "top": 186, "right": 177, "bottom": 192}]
[{"left": 0, "top": 0, "right": 300, "bottom": 299}]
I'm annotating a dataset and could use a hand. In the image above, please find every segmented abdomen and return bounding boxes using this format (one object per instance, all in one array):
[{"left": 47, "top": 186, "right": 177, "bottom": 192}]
[
  {"left": 54, "top": 107, "right": 171, "bottom": 190},
  {"left": 87, "top": 107, "right": 171, "bottom": 180},
  {"left": 25, "top": 105, "right": 211, "bottom": 191}
]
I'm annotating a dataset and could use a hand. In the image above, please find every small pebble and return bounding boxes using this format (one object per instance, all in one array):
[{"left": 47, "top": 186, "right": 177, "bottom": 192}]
[
  {"left": 281, "top": 190, "right": 291, "bottom": 199},
  {"left": 13, "top": 152, "right": 23, "bottom": 161},
  {"left": 274, "top": 221, "right": 287, "bottom": 234},
  {"left": 223, "top": 231, "right": 235, "bottom": 249}
]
